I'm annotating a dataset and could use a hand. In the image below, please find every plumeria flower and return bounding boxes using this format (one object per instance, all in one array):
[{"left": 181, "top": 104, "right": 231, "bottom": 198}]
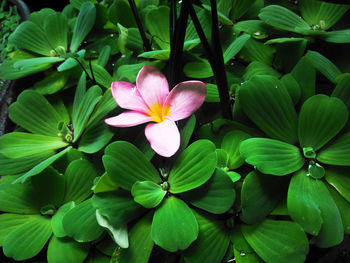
[{"left": 105, "top": 66, "right": 206, "bottom": 157}]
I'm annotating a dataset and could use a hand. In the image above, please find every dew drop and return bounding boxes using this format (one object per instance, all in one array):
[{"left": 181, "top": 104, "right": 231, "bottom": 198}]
[
  {"left": 254, "top": 32, "right": 261, "bottom": 36},
  {"left": 240, "top": 251, "right": 246, "bottom": 256}
]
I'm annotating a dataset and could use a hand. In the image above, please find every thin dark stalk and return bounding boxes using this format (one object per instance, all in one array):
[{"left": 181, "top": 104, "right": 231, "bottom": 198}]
[
  {"left": 89, "top": 56, "right": 96, "bottom": 84},
  {"left": 73, "top": 58, "right": 97, "bottom": 85},
  {"left": 186, "top": 0, "right": 232, "bottom": 119},
  {"left": 128, "top": 0, "right": 152, "bottom": 51},
  {"left": 210, "top": 0, "right": 232, "bottom": 119},
  {"left": 185, "top": 0, "right": 215, "bottom": 67},
  {"left": 169, "top": 1, "right": 189, "bottom": 87}
]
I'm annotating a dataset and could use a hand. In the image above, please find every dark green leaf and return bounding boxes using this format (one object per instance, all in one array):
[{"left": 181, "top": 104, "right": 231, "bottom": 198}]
[
  {"left": 151, "top": 196, "right": 198, "bottom": 252},
  {"left": 241, "top": 219, "right": 309, "bottom": 263},
  {"left": 183, "top": 211, "right": 230, "bottom": 263},
  {"left": 238, "top": 75, "right": 298, "bottom": 144},
  {"left": 3, "top": 215, "right": 52, "bottom": 261},
  {"left": 63, "top": 199, "right": 103, "bottom": 242},
  {"left": 298, "top": 94, "right": 348, "bottom": 150},
  {"left": 169, "top": 140, "right": 217, "bottom": 194},
  {"left": 145, "top": 6, "right": 170, "bottom": 50},
  {"left": 47, "top": 236, "right": 89, "bottom": 263},
  {"left": 103, "top": 141, "right": 161, "bottom": 190},
  {"left": 70, "top": 2, "right": 96, "bottom": 53},
  {"left": 240, "top": 138, "right": 304, "bottom": 176},
  {"left": 318, "top": 132, "right": 350, "bottom": 165},
  {"left": 325, "top": 166, "right": 350, "bottom": 202},
  {"left": 181, "top": 168, "right": 235, "bottom": 214},
  {"left": 224, "top": 34, "right": 250, "bottom": 63},
  {"left": 131, "top": 181, "right": 166, "bottom": 208},
  {"left": 241, "top": 171, "right": 286, "bottom": 224}
]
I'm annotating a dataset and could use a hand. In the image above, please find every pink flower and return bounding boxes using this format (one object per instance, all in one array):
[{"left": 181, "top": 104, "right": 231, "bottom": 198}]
[{"left": 105, "top": 66, "right": 206, "bottom": 157}]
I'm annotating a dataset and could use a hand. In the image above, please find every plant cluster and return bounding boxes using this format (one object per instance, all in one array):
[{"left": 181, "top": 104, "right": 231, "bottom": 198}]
[{"left": 0, "top": 0, "right": 350, "bottom": 262}]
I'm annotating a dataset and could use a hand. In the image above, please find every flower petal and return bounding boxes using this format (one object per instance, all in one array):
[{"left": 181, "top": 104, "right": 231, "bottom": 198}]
[
  {"left": 111, "top": 81, "right": 149, "bottom": 112},
  {"left": 105, "top": 111, "right": 153, "bottom": 127},
  {"left": 145, "top": 118, "right": 180, "bottom": 157},
  {"left": 165, "top": 81, "right": 206, "bottom": 121},
  {"left": 136, "top": 66, "right": 169, "bottom": 108}
]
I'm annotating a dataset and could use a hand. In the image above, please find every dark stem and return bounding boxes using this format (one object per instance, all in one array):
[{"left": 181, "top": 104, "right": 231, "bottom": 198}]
[
  {"left": 186, "top": 0, "right": 232, "bottom": 119},
  {"left": 128, "top": 0, "right": 152, "bottom": 51},
  {"left": 89, "top": 55, "right": 96, "bottom": 84},
  {"left": 168, "top": 1, "right": 189, "bottom": 87},
  {"left": 73, "top": 58, "right": 97, "bottom": 85},
  {"left": 209, "top": 0, "right": 232, "bottom": 119}
]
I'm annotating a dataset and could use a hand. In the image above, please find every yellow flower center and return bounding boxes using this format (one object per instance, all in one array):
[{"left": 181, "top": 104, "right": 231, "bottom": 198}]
[{"left": 148, "top": 103, "right": 170, "bottom": 123}]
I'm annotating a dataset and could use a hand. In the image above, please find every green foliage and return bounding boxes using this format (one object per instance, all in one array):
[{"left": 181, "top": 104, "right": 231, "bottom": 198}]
[{"left": 2, "top": 0, "right": 350, "bottom": 262}]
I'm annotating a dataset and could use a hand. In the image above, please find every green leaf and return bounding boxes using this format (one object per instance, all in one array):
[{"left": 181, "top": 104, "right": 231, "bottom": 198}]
[
  {"left": 92, "top": 173, "right": 119, "bottom": 194},
  {"left": 325, "top": 166, "right": 350, "bottom": 202},
  {"left": 242, "top": 61, "right": 281, "bottom": 81},
  {"left": 131, "top": 181, "right": 166, "bottom": 209},
  {"left": 183, "top": 60, "right": 213, "bottom": 79},
  {"left": 0, "top": 176, "right": 41, "bottom": 213},
  {"left": 326, "top": 184, "right": 350, "bottom": 234},
  {"left": 258, "top": 5, "right": 311, "bottom": 34},
  {"left": 199, "top": 119, "right": 262, "bottom": 147},
  {"left": 287, "top": 170, "right": 343, "bottom": 247},
  {"left": 280, "top": 74, "right": 301, "bottom": 105},
  {"left": 151, "top": 196, "right": 198, "bottom": 252},
  {"left": 318, "top": 132, "right": 350, "bottom": 165},
  {"left": 0, "top": 132, "right": 67, "bottom": 158},
  {"left": 115, "top": 213, "right": 154, "bottom": 263},
  {"left": 88, "top": 64, "right": 113, "bottom": 89},
  {"left": 96, "top": 211, "right": 128, "bottom": 248},
  {"left": 305, "top": 50, "right": 342, "bottom": 83},
  {"left": 321, "top": 29, "right": 350, "bottom": 43},
  {"left": 44, "top": 12, "right": 68, "bottom": 51},
  {"left": 0, "top": 214, "right": 32, "bottom": 246},
  {"left": 51, "top": 201, "right": 75, "bottom": 238},
  {"left": 241, "top": 171, "right": 286, "bottom": 224},
  {"left": 91, "top": 190, "right": 145, "bottom": 229},
  {"left": 145, "top": 6, "right": 170, "bottom": 50},
  {"left": 169, "top": 140, "right": 217, "bottom": 194},
  {"left": 47, "top": 236, "right": 89, "bottom": 263},
  {"left": 9, "top": 90, "right": 63, "bottom": 136},
  {"left": 235, "top": 20, "right": 272, "bottom": 39},
  {"left": 70, "top": 2, "right": 96, "bottom": 53},
  {"left": 72, "top": 85, "right": 102, "bottom": 142},
  {"left": 0, "top": 152, "right": 53, "bottom": 176},
  {"left": 108, "top": 0, "right": 136, "bottom": 28},
  {"left": 298, "top": 94, "right": 348, "bottom": 150},
  {"left": 232, "top": 229, "right": 263, "bottom": 263},
  {"left": 240, "top": 38, "right": 275, "bottom": 65},
  {"left": 9, "top": 21, "right": 53, "bottom": 56},
  {"left": 181, "top": 168, "right": 235, "bottom": 214},
  {"left": 13, "top": 57, "right": 65, "bottom": 70},
  {"left": 332, "top": 73, "right": 350, "bottom": 109},
  {"left": 231, "top": 0, "right": 256, "bottom": 20},
  {"left": 179, "top": 115, "right": 196, "bottom": 153},
  {"left": 240, "top": 138, "right": 304, "bottom": 176},
  {"left": 205, "top": 84, "right": 220, "bottom": 102},
  {"left": 63, "top": 199, "right": 103, "bottom": 242},
  {"left": 13, "top": 147, "right": 72, "bottom": 183},
  {"left": 97, "top": 45, "right": 111, "bottom": 67},
  {"left": 241, "top": 219, "right": 309, "bottom": 263},
  {"left": 31, "top": 167, "right": 65, "bottom": 207},
  {"left": 62, "top": 159, "right": 97, "bottom": 204},
  {"left": 291, "top": 56, "right": 316, "bottom": 103},
  {"left": 183, "top": 211, "right": 230, "bottom": 263},
  {"left": 3, "top": 215, "right": 52, "bottom": 261},
  {"left": 0, "top": 57, "right": 52, "bottom": 80},
  {"left": 223, "top": 34, "right": 250, "bottom": 63},
  {"left": 238, "top": 75, "right": 298, "bottom": 144},
  {"left": 103, "top": 141, "right": 161, "bottom": 190},
  {"left": 33, "top": 71, "right": 69, "bottom": 95},
  {"left": 138, "top": 50, "right": 170, "bottom": 60},
  {"left": 300, "top": 0, "right": 350, "bottom": 30},
  {"left": 78, "top": 122, "right": 113, "bottom": 154},
  {"left": 57, "top": 49, "right": 86, "bottom": 72}
]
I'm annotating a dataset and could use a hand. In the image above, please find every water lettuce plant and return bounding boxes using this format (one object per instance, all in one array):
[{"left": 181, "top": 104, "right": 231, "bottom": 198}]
[{"left": 0, "top": 0, "right": 350, "bottom": 262}]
